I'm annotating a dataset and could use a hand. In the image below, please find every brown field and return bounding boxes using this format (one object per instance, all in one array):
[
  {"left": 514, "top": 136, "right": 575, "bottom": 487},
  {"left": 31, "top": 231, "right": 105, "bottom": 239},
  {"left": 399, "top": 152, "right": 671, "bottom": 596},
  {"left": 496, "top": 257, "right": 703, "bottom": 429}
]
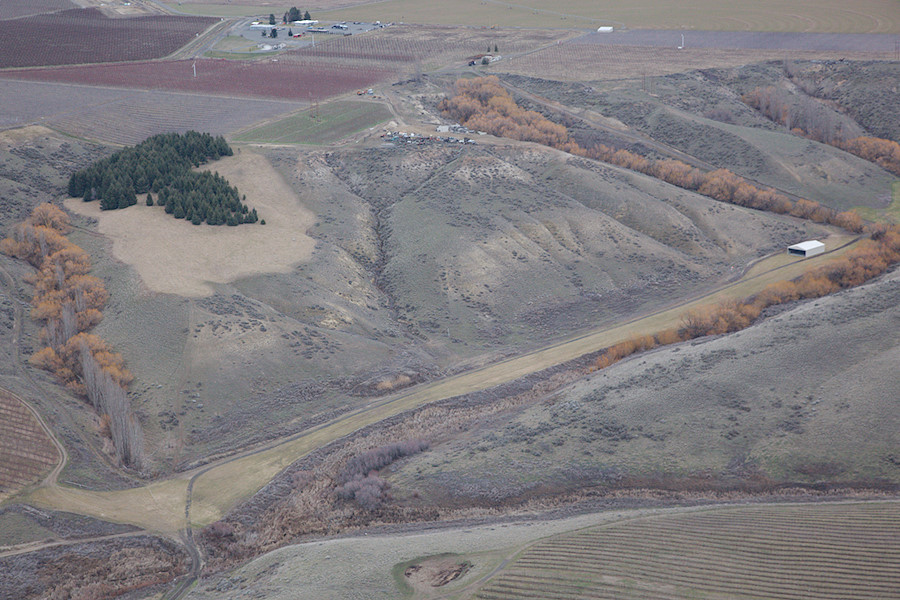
[
  {"left": 0, "top": 80, "right": 299, "bottom": 145},
  {"left": 0, "top": 58, "right": 397, "bottom": 101},
  {"left": 0, "top": 390, "right": 60, "bottom": 502},
  {"left": 494, "top": 42, "right": 896, "bottom": 81},
  {"left": 0, "top": 0, "right": 74, "bottom": 20},
  {"left": 475, "top": 502, "right": 900, "bottom": 600},
  {"left": 64, "top": 150, "right": 316, "bottom": 297},
  {"left": 0, "top": 8, "right": 217, "bottom": 68}
]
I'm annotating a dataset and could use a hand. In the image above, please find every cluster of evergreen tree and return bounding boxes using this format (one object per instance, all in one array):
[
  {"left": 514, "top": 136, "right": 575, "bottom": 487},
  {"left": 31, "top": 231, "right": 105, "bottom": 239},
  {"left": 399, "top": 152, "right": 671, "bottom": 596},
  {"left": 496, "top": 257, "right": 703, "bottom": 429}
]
[
  {"left": 159, "top": 172, "right": 258, "bottom": 226},
  {"left": 67, "top": 131, "right": 260, "bottom": 226},
  {"left": 284, "top": 7, "right": 312, "bottom": 22}
]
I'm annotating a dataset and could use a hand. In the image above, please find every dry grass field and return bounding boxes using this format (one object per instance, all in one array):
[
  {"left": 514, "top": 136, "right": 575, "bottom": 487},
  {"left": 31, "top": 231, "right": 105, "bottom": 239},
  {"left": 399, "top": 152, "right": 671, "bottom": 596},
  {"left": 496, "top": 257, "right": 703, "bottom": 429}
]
[
  {"left": 317, "top": 0, "right": 900, "bottom": 32},
  {"left": 0, "top": 391, "right": 59, "bottom": 502},
  {"left": 494, "top": 44, "right": 895, "bottom": 81},
  {"left": 474, "top": 502, "right": 900, "bottom": 600},
  {"left": 279, "top": 24, "right": 574, "bottom": 71},
  {"left": 65, "top": 151, "right": 315, "bottom": 297}
]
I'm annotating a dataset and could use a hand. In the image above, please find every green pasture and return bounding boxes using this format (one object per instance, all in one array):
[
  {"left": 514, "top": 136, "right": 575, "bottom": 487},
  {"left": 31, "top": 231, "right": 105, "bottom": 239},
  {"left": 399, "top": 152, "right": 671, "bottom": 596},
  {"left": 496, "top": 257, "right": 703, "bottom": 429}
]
[
  {"left": 233, "top": 100, "right": 393, "bottom": 145},
  {"left": 203, "top": 50, "right": 267, "bottom": 59},
  {"left": 854, "top": 180, "right": 900, "bottom": 224},
  {"left": 166, "top": 3, "right": 267, "bottom": 17}
]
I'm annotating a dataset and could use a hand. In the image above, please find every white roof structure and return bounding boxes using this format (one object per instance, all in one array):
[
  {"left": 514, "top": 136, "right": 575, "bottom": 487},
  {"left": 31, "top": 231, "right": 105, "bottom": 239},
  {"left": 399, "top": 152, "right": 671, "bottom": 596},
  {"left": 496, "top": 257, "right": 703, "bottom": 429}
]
[
  {"left": 788, "top": 240, "right": 825, "bottom": 257},
  {"left": 788, "top": 240, "right": 824, "bottom": 252}
]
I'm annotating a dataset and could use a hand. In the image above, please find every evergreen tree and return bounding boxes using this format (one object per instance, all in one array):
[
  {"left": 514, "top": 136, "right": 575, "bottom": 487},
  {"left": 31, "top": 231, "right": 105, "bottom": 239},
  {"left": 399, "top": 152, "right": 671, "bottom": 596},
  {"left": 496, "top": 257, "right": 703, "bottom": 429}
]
[
  {"left": 65, "top": 132, "right": 259, "bottom": 226},
  {"left": 304, "top": 10, "right": 311, "bottom": 20}
]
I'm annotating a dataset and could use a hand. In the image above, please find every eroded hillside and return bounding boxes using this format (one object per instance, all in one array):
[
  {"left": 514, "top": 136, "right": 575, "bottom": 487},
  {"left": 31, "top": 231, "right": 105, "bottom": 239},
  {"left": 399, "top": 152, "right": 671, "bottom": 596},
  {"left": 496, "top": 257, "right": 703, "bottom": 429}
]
[{"left": 79, "top": 139, "right": 821, "bottom": 469}]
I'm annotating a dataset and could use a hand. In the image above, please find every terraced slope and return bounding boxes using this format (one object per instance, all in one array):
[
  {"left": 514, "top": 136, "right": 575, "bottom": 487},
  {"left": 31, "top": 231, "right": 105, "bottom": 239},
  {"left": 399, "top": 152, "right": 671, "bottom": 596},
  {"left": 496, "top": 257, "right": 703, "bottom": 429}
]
[{"left": 476, "top": 502, "right": 900, "bottom": 600}]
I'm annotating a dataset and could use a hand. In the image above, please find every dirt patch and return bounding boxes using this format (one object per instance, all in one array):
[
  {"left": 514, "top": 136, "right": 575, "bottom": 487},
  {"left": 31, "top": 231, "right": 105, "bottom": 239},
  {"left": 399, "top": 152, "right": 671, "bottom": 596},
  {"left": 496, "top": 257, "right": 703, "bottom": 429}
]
[
  {"left": 404, "top": 556, "right": 472, "bottom": 591},
  {"left": 65, "top": 150, "right": 315, "bottom": 297}
]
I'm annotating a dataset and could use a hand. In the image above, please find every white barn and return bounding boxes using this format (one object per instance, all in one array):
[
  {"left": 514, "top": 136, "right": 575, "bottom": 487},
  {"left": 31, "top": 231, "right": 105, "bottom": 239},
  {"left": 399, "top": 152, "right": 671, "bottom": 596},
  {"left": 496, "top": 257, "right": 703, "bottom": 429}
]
[{"left": 787, "top": 240, "right": 825, "bottom": 257}]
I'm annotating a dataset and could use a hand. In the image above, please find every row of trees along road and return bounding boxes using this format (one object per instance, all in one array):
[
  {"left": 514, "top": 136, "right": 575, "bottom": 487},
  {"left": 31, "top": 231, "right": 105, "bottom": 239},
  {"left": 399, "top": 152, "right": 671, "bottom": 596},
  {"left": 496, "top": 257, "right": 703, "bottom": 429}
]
[
  {"left": 272, "top": 7, "right": 311, "bottom": 24},
  {"left": 67, "top": 131, "right": 262, "bottom": 226}
]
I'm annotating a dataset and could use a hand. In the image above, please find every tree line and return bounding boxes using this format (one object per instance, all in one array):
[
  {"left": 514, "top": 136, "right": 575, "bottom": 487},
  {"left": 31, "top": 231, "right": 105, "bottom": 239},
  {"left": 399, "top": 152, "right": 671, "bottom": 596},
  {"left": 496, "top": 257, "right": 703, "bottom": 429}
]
[
  {"left": 1, "top": 204, "right": 144, "bottom": 469},
  {"left": 440, "top": 76, "right": 864, "bottom": 233},
  {"left": 283, "top": 7, "right": 312, "bottom": 22},
  {"left": 67, "top": 131, "right": 262, "bottom": 226},
  {"left": 592, "top": 222, "right": 900, "bottom": 372},
  {"left": 743, "top": 85, "right": 900, "bottom": 176}
]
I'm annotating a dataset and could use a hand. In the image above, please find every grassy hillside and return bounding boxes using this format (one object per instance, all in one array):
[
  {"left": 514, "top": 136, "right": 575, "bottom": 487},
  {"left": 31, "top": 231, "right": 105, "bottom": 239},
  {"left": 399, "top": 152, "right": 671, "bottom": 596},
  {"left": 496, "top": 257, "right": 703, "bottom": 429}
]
[
  {"left": 499, "top": 67, "right": 897, "bottom": 212},
  {"left": 390, "top": 265, "right": 900, "bottom": 503},
  {"left": 66, "top": 137, "right": 816, "bottom": 470}
]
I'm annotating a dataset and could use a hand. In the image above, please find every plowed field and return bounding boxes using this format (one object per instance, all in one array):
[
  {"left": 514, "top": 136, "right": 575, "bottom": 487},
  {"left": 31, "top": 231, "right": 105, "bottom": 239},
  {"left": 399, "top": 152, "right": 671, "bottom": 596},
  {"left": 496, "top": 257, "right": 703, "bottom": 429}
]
[
  {"left": 0, "top": 59, "right": 396, "bottom": 101},
  {"left": 0, "top": 391, "right": 59, "bottom": 498},
  {"left": 0, "top": 0, "right": 73, "bottom": 20},
  {"left": 476, "top": 502, "right": 900, "bottom": 600},
  {"left": 0, "top": 8, "right": 217, "bottom": 68}
]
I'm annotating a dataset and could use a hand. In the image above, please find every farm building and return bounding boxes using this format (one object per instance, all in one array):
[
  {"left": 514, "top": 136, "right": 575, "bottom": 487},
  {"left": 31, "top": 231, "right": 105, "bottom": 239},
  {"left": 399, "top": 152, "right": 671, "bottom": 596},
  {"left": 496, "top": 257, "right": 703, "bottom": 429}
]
[{"left": 787, "top": 240, "right": 825, "bottom": 257}]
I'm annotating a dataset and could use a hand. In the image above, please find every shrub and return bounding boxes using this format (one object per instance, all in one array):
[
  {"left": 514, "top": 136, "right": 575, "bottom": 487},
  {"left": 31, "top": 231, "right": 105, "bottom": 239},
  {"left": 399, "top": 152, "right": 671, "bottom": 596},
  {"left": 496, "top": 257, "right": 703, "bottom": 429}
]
[{"left": 338, "top": 439, "right": 430, "bottom": 483}]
